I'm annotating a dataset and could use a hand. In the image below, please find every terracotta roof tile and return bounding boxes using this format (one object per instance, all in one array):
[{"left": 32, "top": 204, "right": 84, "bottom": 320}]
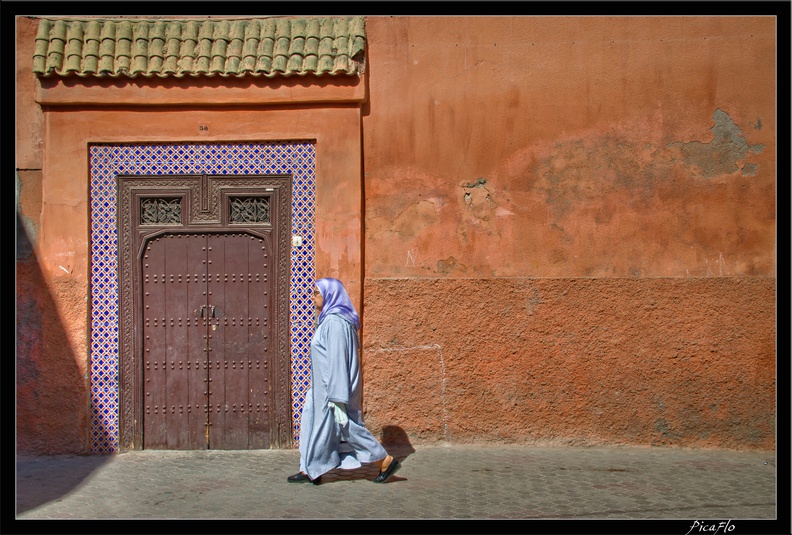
[{"left": 33, "top": 16, "right": 366, "bottom": 78}]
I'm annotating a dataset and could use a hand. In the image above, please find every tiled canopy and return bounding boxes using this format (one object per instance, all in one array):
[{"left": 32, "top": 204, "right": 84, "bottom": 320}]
[{"left": 33, "top": 16, "right": 366, "bottom": 78}]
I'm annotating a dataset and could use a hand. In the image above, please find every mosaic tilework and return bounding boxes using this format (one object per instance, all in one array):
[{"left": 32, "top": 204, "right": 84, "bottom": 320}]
[{"left": 88, "top": 141, "right": 315, "bottom": 453}]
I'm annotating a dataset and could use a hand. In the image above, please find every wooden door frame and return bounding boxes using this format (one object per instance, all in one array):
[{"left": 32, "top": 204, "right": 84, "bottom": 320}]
[{"left": 116, "top": 174, "right": 292, "bottom": 451}]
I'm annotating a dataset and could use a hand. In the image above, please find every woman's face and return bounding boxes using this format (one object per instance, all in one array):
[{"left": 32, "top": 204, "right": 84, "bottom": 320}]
[{"left": 313, "top": 286, "right": 324, "bottom": 311}]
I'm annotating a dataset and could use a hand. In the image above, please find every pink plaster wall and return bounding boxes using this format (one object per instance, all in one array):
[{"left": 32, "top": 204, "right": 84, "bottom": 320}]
[
  {"left": 361, "top": 278, "right": 775, "bottom": 450},
  {"left": 15, "top": 16, "right": 365, "bottom": 454},
  {"left": 362, "top": 16, "right": 775, "bottom": 279},
  {"left": 359, "top": 17, "right": 776, "bottom": 450},
  {"left": 15, "top": 15, "right": 778, "bottom": 453}
]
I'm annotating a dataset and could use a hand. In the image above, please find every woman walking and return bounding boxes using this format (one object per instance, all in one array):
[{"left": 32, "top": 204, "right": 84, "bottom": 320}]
[{"left": 287, "top": 277, "right": 401, "bottom": 485}]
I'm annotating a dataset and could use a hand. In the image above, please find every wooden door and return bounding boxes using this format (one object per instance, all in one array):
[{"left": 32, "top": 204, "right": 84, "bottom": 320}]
[
  {"left": 205, "top": 233, "right": 273, "bottom": 449},
  {"left": 142, "top": 232, "right": 273, "bottom": 449},
  {"left": 141, "top": 233, "right": 207, "bottom": 449},
  {"left": 117, "top": 175, "right": 292, "bottom": 451}
]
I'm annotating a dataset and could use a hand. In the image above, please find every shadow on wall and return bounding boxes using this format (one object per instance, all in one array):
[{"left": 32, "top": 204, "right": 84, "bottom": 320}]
[
  {"left": 16, "top": 211, "right": 107, "bottom": 455},
  {"left": 16, "top": 212, "right": 116, "bottom": 510},
  {"left": 380, "top": 425, "right": 416, "bottom": 454}
]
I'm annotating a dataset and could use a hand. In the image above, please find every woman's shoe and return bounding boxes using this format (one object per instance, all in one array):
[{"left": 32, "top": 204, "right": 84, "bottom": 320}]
[
  {"left": 287, "top": 472, "right": 322, "bottom": 484},
  {"left": 373, "top": 458, "right": 401, "bottom": 483}
]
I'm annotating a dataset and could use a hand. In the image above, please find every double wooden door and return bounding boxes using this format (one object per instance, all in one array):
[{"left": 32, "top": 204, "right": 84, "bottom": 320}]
[
  {"left": 142, "top": 232, "right": 273, "bottom": 449},
  {"left": 116, "top": 175, "right": 293, "bottom": 451}
]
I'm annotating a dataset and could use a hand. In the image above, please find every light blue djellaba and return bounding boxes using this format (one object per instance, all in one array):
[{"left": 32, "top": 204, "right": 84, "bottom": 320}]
[{"left": 297, "top": 278, "right": 392, "bottom": 482}]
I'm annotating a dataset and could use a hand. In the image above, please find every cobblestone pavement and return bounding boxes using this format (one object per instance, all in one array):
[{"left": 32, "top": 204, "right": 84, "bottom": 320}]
[{"left": 12, "top": 444, "right": 786, "bottom": 533}]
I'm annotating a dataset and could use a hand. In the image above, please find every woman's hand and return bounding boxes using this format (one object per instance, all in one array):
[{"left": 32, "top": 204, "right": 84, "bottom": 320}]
[{"left": 328, "top": 401, "right": 349, "bottom": 425}]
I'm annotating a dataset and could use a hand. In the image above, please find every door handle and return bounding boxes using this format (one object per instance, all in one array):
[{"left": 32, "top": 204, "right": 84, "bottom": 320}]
[
  {"left": 197, "top": 304, "right": 206, "bottom": 318},
  {"left": 210, "top": 305, "right": 216, "bottom": 318}
]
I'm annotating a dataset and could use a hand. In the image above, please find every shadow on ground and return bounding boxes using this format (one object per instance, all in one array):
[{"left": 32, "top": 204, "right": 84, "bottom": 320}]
[
  {"left": 318, "top": 425, "right": 416, "bottom": 485},
  {"left": 16, "top": 454, "right": 114, "bottom": 514}
]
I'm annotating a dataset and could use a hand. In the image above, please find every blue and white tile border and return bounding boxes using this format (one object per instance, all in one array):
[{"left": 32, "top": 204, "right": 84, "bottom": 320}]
[{"left": 88, "top": 141, "right": 316, "bottom": 453}]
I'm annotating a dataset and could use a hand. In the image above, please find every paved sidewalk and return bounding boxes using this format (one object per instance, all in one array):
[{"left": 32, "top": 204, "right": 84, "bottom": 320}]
[{"left": 12, "top": 444, "right": 785, "bottom": 532}]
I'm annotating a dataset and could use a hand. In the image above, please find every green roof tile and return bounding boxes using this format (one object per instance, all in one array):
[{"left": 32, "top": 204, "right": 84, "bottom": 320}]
[{"left": 33, "top": 16, "right": 366, "bottom": 78}]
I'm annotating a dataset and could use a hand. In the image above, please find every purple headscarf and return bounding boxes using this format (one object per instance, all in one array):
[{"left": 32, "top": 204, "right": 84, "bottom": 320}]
[{"left": 316, "top": 278, "right": 361, "bottom": 329}]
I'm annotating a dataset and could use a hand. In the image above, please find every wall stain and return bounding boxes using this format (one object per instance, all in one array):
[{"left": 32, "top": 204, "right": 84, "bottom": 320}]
[
  {"left": 654, "top": 418, "right": 683, "bottom": 440},
  {"left": 533, "top": 133, "right": 660, "bottom": 219},
  {"left": 438, "top": 255, "right": 468, "bottom": 275},
  {"left": 524, "top": 286, "right": 541, "bottom": 314},
  {"left": 668, "top": 109, "right": 764, "bottom": 178},
  {"left": 528, "top": 108, "right": 766, "bottom": 228},
  {"left": 389, "top": 198, "right": 440, "bottom": 239}
]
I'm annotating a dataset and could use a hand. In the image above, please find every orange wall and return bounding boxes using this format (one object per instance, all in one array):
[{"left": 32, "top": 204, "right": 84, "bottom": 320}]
[
  {"left": 362, "top": 16, "right": 775, "bottom": 278},
  {"left": 15, "top": 16, "right": 366, "bottom": 454},
  {"left": 358, "top": 17, "right": 776, "bottom": 450},
  {"left": 361, "top": 278, "right": 775, "bottom": 450},
  {"left": 16, "top": 15, "right": 777, "bottom": 453}
]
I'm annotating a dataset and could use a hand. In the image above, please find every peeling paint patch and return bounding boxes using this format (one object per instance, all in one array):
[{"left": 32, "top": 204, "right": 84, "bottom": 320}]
[
  {"left": 463, "top": 177, "right": 489, "bottom": 189},
  {"left": 668, "top": 109, "right": 764, "bottom": 178},
  {"left": 437, "top": 256, "right": 467, "bottom": 274},
  {"left": 462, "top": 178, "right": 495, "bottom": 219},
  {"left": 741, "top": 163, "right": 758, "bottom": 176}
]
